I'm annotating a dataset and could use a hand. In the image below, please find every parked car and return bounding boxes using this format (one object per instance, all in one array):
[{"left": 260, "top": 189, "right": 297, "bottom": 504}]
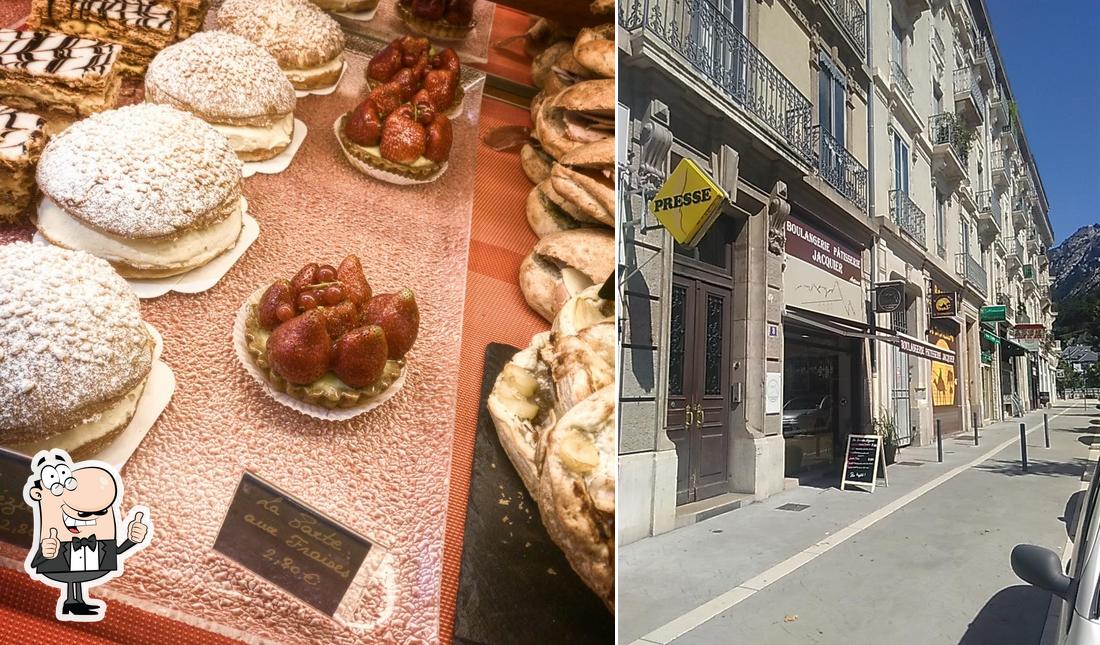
[
  {"left": 782, "top": 395, "right": 832, "bottom": 438},
  {"left": 1012, "top": 460, "right": 1100, "bottom": 643}
]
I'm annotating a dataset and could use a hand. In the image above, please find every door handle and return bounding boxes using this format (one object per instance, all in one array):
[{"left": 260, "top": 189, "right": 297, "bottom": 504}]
[
  {"left": 697, "top": 405, "right": 705, "bottom": 426},
  {"left": 685, "top": 406, "right": 695, "bottom": 426}
]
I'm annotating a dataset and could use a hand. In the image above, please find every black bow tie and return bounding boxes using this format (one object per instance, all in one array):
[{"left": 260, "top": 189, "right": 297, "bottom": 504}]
[{"left": 71, "top": 536, "right": 97, "bottom": 550}]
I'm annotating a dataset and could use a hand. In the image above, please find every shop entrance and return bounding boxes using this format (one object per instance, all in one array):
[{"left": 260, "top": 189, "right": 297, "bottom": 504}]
[
  {"left": 782, "top": 325, "right": 858, "bottom": 476},
  {"left": 665, "top": 273, "right": 732, "bottom": 504}
]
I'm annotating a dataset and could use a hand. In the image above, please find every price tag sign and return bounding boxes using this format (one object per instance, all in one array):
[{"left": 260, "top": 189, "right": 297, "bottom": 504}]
[
  {"left": 213, "top": 472, "right": 373, "bottom": 616},
  {"left": 0, "top": 447, "right": 34, "bottom": 549}
]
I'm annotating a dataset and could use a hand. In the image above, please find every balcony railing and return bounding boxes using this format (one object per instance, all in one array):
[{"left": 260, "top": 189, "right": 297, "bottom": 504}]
[
  {"left": 890, "top": 59, "right": 913, "bottom": 99},
  {"left": 957, "top": 252, "right": 987, "bottom": 295},
  {"left": 997, "top": 292, "right": 1015, "bottom": 322},
  {"left": 823, "top": 0, "right": 867, "bottom": 58},
  {"left": 814, "top": 125, "right": 868, "bottom": 211},
  {"left": 619, "top": 0, "right": 814, "bottom": 164},
  {"left": 929, "top": 113, "right": 970, "bottom": 165},
  {"left": 977, "top": 38, "right": 996, "bottom": 81},
  {"left": 953, "top": 67, "right": 986, "bottom": 122},
  {"left": 889, "top": 190, "right": 926, "bottom": 248}
]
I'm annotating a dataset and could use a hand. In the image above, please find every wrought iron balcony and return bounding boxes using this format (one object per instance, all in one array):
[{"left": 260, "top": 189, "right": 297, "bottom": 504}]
[
  {"left": 953, "top": 67, "right": 985, "bottom": 124},
  {"left": 813, "top": 125, "right": 868, "bottom": 211},
  {"left": 929, "top": 113, "right": 968, "bottom": 182},
  {"left": 1012, "top": 195, "right": 1029, "bottom": 228},
  {"left": 997, "top": 292, "right": 1015, "bottom": 323},
  {"left": 1000, "top": 123, "right": 1018, "bottom": 151},
  {"left": 823, "top": 0, "right": 867, "bottom": 58},
  {"left": 890, "top": 59, "right": 913, "bottom": 99},
  {"left": 975, "top": 189, "right": 1000, "bottom": 236},
  {"left": 619, "top": 0, "right": 814, "bottom": 164},
  {"left": 957, "top": 253, "right": 987, "bottom": 296},
  {"left": 889, "top": 190, "right": 926, "bottom": 248},
  {"left": 976, "top": 39, "right": 996, "bottom": 86}
]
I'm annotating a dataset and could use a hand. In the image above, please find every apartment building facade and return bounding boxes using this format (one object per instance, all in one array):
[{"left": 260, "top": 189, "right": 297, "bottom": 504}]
[{"left": 617, "top": 0, "right": 1055, "bottom": 544}]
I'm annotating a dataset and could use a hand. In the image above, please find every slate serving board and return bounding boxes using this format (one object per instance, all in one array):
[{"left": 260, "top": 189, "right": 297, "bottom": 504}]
[{"left": 453, "top": 343, "right": 614, "bottom": 644}]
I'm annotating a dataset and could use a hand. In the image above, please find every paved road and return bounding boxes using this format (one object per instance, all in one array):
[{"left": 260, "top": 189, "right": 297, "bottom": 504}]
[{"left": 620, "top": 405, "right": 1100, "bottom": 645}]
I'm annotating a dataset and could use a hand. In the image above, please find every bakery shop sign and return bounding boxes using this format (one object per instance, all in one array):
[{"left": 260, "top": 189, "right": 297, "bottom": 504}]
[
  {"left": 213, "top": 472, "right": 374, "bottom": 616},
  {"left": 649, "top": 158, "right": 726, "bottom": 247},
  {"left": 783, "top": 215, "right": 865, "bottom": 323}
]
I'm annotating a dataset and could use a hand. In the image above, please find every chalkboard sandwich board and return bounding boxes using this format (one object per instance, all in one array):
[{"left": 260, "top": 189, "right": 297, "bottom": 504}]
[{"left": 840, "top": 434, "right": 888, "bottom": 492}]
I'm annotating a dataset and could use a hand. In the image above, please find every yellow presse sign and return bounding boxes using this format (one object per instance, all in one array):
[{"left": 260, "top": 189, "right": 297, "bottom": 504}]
[{"left": 650, "top": 158, "right": 726, "bottom": 247}]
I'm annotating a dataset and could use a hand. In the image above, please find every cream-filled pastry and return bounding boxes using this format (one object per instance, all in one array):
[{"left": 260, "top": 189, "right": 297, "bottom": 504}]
[
  {"left": 145, "top": 31, "right": 296, "bottom": 161},
  {"left": 217, "top": 0, "right": 346, "bottom": 91},
  {"left": 0, "top": 243, "right": 153, "bottom": 460},
  {"left": 0, "top": 105, "right": 47, "bottom": 223},
  {"left": 35, "top": 103, "right": 244, "bottom": 278}
]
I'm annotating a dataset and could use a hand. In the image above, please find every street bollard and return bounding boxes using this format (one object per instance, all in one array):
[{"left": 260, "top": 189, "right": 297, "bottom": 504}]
[
  {"left": 936, "top": 419, "right": 943, "bottom": 463},
  {"left": 972, "top": 411, "right": 979, "bottom": 446},
  {"left": 1020, "top": 423, "right": 1029, "bottom": 472},
  {"left": 1044, "top": 413, "right": 1050, "bottom": 449}
]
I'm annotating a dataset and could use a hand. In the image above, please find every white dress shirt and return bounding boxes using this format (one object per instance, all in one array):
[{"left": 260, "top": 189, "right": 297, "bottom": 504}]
[{"left": 69, "top": 542, "right": 100, "bottom": 572}]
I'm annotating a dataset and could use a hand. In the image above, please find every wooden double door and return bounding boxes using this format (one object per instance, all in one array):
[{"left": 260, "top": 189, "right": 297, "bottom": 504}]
[{"left": 666, "top": 273, "right": 732, "bottom": 505}]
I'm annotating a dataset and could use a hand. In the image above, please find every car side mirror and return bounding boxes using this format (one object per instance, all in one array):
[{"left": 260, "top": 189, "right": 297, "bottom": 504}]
[{"left": 1012, "top": 544, "right": 1072, "bottom": 599}]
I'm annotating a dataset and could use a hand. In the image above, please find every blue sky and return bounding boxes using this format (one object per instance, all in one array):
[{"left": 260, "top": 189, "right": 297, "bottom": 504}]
[{"left": 986, "top": 0, "right": 1100, "bottom": 243}]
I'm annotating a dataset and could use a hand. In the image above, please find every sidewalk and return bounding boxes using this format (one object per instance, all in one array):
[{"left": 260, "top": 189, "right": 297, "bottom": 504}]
[{"left": 620, "top": 404, "right": 1100, "bottom": 644}]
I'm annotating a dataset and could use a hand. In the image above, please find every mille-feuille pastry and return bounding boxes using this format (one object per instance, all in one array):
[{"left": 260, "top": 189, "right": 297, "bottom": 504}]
[
  {"left": 0, "top": 28, "right": 121, "bottom": 120},
  {"left": 0, "top": 243, "right": 153, "bottom": 460},
  {"left": 169, "top": 0, "right": 211, "bottom": 38},
  {"left": 519, "top": 228, "right": 614, "bottom": 322},
  {"left": 244, "top": 256, "right": 418, "bottom": 409},
  {"left": 537, "top": 384, "right": 615, "bottom": 610},
  {"left": 29, "top": 0, "right": 176, "bottom": 75},
  {"left": 0, "top": 105, "right": 47, "bottom": 223},
  {"left": 397, "top": 0, "right": 476, "bottom": 41},
  {"left": 35, "top": 103, "right": 244, "bottom": 278},
  {"left": 217, "top": 0, "right": 346, "bottom": 91},
  {"left": 145, "top": 31, "right": 297, "bottom": 161},
  {"left": 535, "top": 79, "right": 613, "bottom": 162},
  {"left": 308, "top": 0, "right": 377, "bottom": 14}
]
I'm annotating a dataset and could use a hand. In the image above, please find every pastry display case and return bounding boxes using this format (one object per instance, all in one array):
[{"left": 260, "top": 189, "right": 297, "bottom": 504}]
[{"left": 0, "top": 0, "right": 615, "bottom": 641}]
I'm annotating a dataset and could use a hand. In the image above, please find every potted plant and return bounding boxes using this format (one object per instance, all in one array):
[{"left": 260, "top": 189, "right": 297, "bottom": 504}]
[{"left": 871, "top": 413, "right": 898, "bottom": 465}]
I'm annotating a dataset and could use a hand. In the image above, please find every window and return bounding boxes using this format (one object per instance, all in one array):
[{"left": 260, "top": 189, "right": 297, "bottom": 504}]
[
  {"left": 891, "top": 19, "right": 907, "bottom": 69},
  {"left": 932, "top": 86, "right": 943, "bottom": 116},
  {"left": 893, "top": 134, "right": 910, "bottom": 193},
  {"left": 961, "top": 217, "right": 971, "bottom": 257},
  {"left": 819, "top": 55, "right": 846, "bottom": 144},
  {"left": 935, "top": 189, "right": 947, "bottom": 257}
]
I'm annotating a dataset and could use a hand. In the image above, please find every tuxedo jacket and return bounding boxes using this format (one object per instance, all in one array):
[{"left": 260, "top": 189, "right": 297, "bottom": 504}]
[{"left": 31, "top": 538, "right": 137, "bottom": 575}]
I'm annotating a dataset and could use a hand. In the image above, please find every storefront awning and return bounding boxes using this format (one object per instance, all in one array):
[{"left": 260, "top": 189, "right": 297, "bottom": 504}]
[
  {"left": 1001, "top": 335, "right": 1030, "bottom": 357},
  {"left": 784, "top": 308, "right": 876, "bottom": 339}
]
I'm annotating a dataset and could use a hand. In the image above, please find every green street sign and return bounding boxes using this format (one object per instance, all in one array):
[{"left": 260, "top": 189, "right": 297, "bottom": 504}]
[
  {"left": 981, "top": 330, "right": 1000, "bottom": 346},
  {"left": 980, "top": 305, "right": 1007, "bottom": 322}
]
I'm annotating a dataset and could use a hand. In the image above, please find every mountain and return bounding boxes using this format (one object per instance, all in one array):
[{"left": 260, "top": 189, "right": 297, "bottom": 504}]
[
  {"left": 1050, "top": 224, "right": 1100, "bottom": 343},
  {"left": 1051, "top": 224, "right": 1100, "bottom": 299}
]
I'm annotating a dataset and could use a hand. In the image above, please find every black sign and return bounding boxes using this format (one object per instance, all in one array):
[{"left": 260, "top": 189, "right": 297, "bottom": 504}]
[
  {"left": 213, "top": 472, "right": 373, "bottom": 616},
  {"left": 0, "top": 447, "right": 33, "bottom": 549},
  {"left": 930, "top": 292, "right": 958, "bottom": 319},
  {"left": 873, "top": 281, "right": 905, "bottom": 314},
  {"left": 841, "top": 435, "right": 885, "bottom": 492}
]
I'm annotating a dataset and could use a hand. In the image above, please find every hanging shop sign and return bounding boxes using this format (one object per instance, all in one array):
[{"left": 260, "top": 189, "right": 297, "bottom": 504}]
[
  {"left": 1009, "top": 324, "right": 1046, "bottom": 352},
  {"left": 981, "top": 330, "right": 1001, "bottom": 346},
  {"left": 783, "top": 215, "right": 865, "bottom": 324},
  {"left": 980, "top": 305, "right": 1007, "bottom": 322},
  {"left": 649, "top": 157, "right": 726, "bottom": 247},
  {"left": 873, "top": 281, "right": 905, "bottom": 314},
  {"left": 929, "top": 291, "right": 958, "bottom": 319},
  {"left": 928, "top": 322, "right": 958, "bottom": 407}
]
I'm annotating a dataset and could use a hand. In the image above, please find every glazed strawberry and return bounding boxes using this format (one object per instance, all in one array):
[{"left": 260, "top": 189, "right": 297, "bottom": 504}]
[
  {"left": 380, "top": 111, "right": 427, "bottom": 165},
  {"left": 363, "top": 288, "right": 419, "bottom": 359},
  {"left": 410, "top": 52, "right": 430, "bottom": 82},
  {"left": 431, "top": 47, "right": 460, "bottom": 74},
  {"left": 398, "top": 36, "right": 431, "bottom": 65},
  {"left": 258, "top": 279, "right": 297, "bottom": 330},
  {"left": 367, "top": 82, "right": 404, "bottom": 118},
  {"left": 423, "top": 69, "right": 458, "bottom": 110},
  {"left": 367, "top": 43, "right": 403, "bottom": 83},
  {"left": 267, "top": 310, "right": 332, "bottom": 385},
  {"left": 337, "top": 255, "right": 372, "bottom": 305},
  {"left": 424, "top": 113, "right": 453, "bottom": 163},
  {"left": 392, "top": 68, "right": 420, "bottom": 102},
  {"left": 331, "top": 325, "right": 389, "bottom": 388},
  {"left": 290, "top": 263, "right": 319, "bottom": 296},
  {"left": 321, "top": 300, "right": 360, "bottom": 339},
  {"left": 345, "top": 99, "right": 384, "bottom": 146},
  {"left": 412, "top": 89, "right": 436, "bottom": 125}
]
